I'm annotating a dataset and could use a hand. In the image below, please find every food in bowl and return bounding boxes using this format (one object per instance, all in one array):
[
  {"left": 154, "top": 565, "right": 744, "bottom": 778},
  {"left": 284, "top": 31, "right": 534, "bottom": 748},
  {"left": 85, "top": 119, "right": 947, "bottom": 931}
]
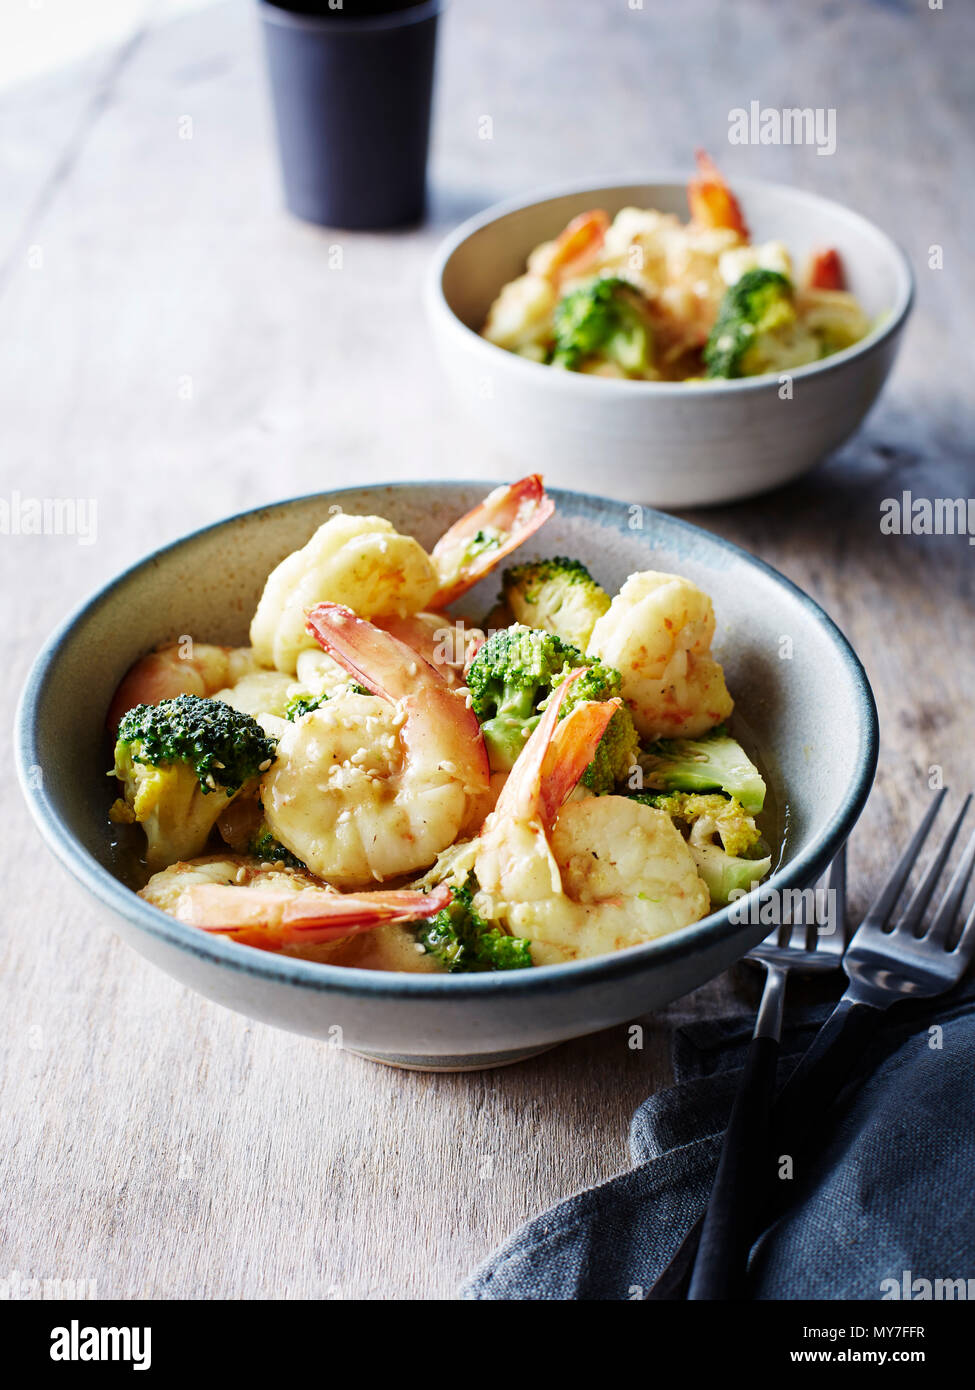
[
  {"left": 481, "top": 151, "right": 870, "bottom": 382},
  {"left": 106, "top": 476, "right": 773, "bottom": 974}
]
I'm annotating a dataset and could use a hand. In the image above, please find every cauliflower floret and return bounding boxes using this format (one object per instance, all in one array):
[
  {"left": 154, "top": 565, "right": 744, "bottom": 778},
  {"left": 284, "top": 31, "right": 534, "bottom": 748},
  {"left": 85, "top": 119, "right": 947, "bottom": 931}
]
[
  {"left": 250, "top": 514, "right": 438, "bottom": 674},
  {"left": 587, "top": 571, "right": 734, "bottom": 740},
  {"left": 795, "top": 288, "right": 870, "bottom": 354},
  {"left": 295, "top": 647, "right": 367, "bottom": 699},
  {"left": 213, "top": 670, "right": 299, "bottom": 720},
  {"left": 482, "top": 272, "right": 558, "bottom": 351},
  {"left": 719, "top": 239, "right": 794, "bottom": 286}
]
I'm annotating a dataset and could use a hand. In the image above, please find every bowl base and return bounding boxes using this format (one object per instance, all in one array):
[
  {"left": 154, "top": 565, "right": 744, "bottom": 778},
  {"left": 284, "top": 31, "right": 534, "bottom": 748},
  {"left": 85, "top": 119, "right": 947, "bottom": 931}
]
[{"left": 347, "top": 1042, "right": 559, "bottom": 1072}]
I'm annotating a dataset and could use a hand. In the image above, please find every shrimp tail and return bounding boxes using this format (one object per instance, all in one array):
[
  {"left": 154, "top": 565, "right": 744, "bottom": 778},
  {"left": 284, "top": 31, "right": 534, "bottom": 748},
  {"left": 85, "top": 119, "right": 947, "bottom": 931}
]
[
  {"left": 306, "top": 602, "right": 441, "bottom": 703},
  {"left": 175, "top": 882, "right": 452, "bottom": 946},
  {"left": 806, "top": 247, "right": 846, "bottom": 291},
  {"left": 493, "top": 668, "right": 620, "bottom": 827},
  {"left": 428, "top": 474, "right": 555, "bottom": 609},
  {"left": 541, "top": 208, "right": 610, "bottom": 282},
  {"left": 687, "top": 150, "right": 749, "bottom": 238},
  {"left": 540, "top": 699, "right": 620, "bottom": 824}
]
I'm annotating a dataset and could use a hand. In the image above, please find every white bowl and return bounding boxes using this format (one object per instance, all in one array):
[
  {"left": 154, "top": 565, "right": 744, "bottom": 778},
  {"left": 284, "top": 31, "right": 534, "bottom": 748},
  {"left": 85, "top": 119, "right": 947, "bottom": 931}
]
[{"left": 426, "top": 177, "right": 913, "bottom": 508}]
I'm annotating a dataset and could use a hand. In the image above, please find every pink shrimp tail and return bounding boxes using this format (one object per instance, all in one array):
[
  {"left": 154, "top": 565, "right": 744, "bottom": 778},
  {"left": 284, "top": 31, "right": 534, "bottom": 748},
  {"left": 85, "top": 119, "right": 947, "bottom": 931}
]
[
  {"left": 493, "top": 669, "right": 620, "bottom": 828},
  {"left": 306, "top": 602, "right": 440, "bottom": 703},
  {"left": 176, "top": 882, "right": 452, "bottom": 946},
  {"left": 428, "top": 474, "right": 555, "bottom": 609}
]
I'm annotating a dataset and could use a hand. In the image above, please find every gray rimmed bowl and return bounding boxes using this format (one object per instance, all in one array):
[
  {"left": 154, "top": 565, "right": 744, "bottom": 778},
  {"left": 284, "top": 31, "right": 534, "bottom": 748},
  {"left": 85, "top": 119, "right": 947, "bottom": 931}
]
[
  {"left": 15, "top": 483, "right": 878, "bottom": 1070},
  {"left": 426, "top": 177, "right": 914, "bottom": 507}
]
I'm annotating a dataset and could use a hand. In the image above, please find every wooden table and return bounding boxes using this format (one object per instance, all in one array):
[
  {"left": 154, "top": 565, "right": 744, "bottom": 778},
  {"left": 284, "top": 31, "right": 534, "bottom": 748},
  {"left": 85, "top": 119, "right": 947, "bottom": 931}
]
[{"left": 2, "top": 0, "right": 972, "bottom": 1299}]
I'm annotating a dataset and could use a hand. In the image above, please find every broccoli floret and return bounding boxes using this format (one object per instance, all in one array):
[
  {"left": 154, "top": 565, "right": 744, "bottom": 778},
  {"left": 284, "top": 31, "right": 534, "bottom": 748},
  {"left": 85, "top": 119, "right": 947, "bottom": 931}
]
[
  {"left": 569, "top": 664, "right": 641, "bottom": 794},
  {"left": 111, "top": 695, "right": 276, "bottom": 870},
  {"left": 285, "top": 683, "right": 370, "bottom": 721},
  {"left": 249, "top": 825, "right": 306, "bottom": 870},
  {"left": 635, "top": 789, "right": 771, "bottom": 906},
  {"left": 690, "top": 835, "right": 772, "bottom": 907},
  {"left": 414, "top": 877, "right": 533, "bottom": 973},
  {"left": 551, "top": 276, "right": 653, "bottom": 375},
  {"left": 641, "top": 791, "right": 762, "bottom": 857},
  {"left": 639, "top": 729, "right": 766, "bottom": 813},
  {"left": 703, "top": 268, "right": 797, "bottom": 379},
  {"left": 466, "top": 624, "right": 639, "bottom": 790},
  {"left": 285, "top": 691, "right": 326, "bottom": 721},
  {"left": 467, "top": 624, "right": 578, "bottom": 768},
  {"left": 501, "top": 556, "right": 611, "bottom": 650}
]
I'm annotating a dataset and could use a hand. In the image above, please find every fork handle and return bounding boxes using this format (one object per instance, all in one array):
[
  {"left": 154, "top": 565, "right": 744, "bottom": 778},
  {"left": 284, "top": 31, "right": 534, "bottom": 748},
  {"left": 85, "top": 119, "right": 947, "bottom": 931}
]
[
  {"left": 653, "top": 1000, "right": 887, "bottom": 1298},
  {"left": 685, "top": 1032, "right": 780, "bottom": 1300},
  {"left": 646, "top": 1038, "right": 780, "bottom": 1302},
  {"left": 770, "top": 996, "right": 887, "bottom": 1171}
]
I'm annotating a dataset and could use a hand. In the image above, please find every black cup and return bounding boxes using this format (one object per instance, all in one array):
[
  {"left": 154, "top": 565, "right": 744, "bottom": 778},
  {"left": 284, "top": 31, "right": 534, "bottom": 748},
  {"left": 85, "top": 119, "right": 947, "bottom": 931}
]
[{"left": 258, "top": 0, "right": 441, "bottom": 230}]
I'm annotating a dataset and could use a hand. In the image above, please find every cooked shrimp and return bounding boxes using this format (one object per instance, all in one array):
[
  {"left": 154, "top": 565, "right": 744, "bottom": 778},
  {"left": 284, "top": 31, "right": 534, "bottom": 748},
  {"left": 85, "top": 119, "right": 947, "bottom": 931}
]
[
  {"left": 249, "top": 479, "right": 553, "bottom": 674},
  {"left": 428, "top": 474, "right": 555, "bottom": 608},
  {"left": 687, "top": 149, "right": 749, "bottom": 238},
  {"left": 259, "top": 603, "right": 491, "bottom": 889},
  {"left": 373, "top": 612, "right": 484, "bottom": 689},
  {"left": 587, "top": 571, "right": 734, "bottom": 740},
  {"left": 528, "top": 209, "right": 610, "bottom": 282},
  {"left": 473, "top": 671, "right": 710, "bottom": 965},
  {"left": 141, "top": 854, "right": 449, "bottom": 961},
  {"left": 107, "top": 643, "right": 259, "bottom": 729}
]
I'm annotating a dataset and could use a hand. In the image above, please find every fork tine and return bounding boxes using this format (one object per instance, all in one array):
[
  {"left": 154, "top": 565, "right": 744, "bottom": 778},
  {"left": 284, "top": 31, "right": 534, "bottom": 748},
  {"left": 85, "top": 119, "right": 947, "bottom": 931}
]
[
  {"left": 860, "top": 788, "right": 947, "bottom": 932},
  {"left": 815, "top": 845, "right": 847, "bottom": 953},
  {"left": 927, "top": 819, "right": 975, "bottom": 948},
  {"left": 952, "top": 898, "right": 975, "bottom": 969},
  {"left": 897, "top": 795, "right": 972, "bottom": 936}
]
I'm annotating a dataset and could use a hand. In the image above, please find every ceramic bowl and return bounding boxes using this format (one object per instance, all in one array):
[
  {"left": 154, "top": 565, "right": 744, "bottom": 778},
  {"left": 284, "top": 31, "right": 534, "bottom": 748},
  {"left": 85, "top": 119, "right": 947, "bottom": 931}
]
[
  {"left": 16, "top": 483, "right": 878, "bottom": 1070},
  {"left": 426, "top": 178, "right": 914, "bottom": 507}
]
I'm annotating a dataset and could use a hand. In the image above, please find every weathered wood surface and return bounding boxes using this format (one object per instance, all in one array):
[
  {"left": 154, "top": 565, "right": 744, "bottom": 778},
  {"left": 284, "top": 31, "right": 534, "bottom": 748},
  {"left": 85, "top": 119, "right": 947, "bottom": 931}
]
[{"left": 2, "top": 0, "right": 972, "bottom": 1299}]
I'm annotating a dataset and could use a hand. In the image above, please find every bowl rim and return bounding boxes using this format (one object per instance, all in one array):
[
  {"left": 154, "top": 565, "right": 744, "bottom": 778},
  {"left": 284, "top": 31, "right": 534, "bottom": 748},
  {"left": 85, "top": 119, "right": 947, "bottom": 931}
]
[
  {"left": 15, "top": 480, "right": 879, "bottom": 1000},
  {"left": 425, "top": 172, "right": 915, "bottom": 397}
]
